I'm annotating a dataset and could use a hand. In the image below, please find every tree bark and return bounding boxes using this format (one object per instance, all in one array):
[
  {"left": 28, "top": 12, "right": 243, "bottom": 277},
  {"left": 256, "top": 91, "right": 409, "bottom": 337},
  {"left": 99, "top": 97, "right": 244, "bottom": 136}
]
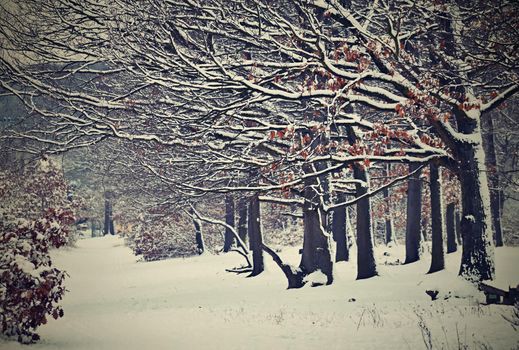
[
  {"left": 103, "top": 198, "right": 109, "bottom": 235},
  {"left": 248, "top": 194, "right": 264, "bottom": 276},
  {"left": 91, "top": 219, "right": 96, "bottom": 238},
  {"left": 109, "top": 217, "right": 115, "bottom": 235},
  {"left": 436, "top": 10, "right": 495, "bottom": 280},
  {"left": 237, "top": 196, "right": 248, "bottom": 245},
  {"left": 458, "top": 140, "right": 495, "bottom": 281},
  {"left": 332, "top": 192, "right": 349, "bottom": 262},
  {"left": 404, "top": 164, "right": 423, "bottom": 264},
  {"left": 385, "top": 219, "right": 394, "bottom": 246},
  {"left": 343, "top": 125, "right": 376, "bottom": 279},
  {"left": 353, "top": 164, "right": 377, "bottom": 279},
  {"left": 262, "top": 244, "right": 304, "bottom": 289},
  {"left": 223, "top": 195, "right": 235, "bottom": 252},
  {"left": 193, "top": 215, "right": 204, "bottom": 254},
  {"left": 428, "top": 163, "right": 445, "bottom": 273},
  {"left": 446, "top": 202, "right": 457, "bottom": 253},
  {"left": 103, "top": 191, "right": 114, "bottom": 235},
  {"left": 482, "top": 114, "right": 504, "bottom": 247},
  {"left": 299, "top": 163, "right": 334, "bottom": 285},
  {"left": 382, "top": 164, "right": 394, "bottom": 245}
]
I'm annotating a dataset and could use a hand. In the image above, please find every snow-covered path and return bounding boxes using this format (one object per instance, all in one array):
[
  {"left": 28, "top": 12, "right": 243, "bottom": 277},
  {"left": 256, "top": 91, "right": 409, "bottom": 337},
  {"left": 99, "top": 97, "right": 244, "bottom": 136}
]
[{"left": 1, "top": 236, "right": 518, "bottom": 349}]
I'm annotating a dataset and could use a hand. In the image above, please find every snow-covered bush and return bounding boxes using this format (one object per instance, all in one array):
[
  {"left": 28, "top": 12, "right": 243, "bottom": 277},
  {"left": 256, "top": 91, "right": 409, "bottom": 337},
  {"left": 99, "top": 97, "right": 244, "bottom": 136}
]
[
  {"left": 122, "top": 200, "right": 227, "bottom": 261},
  {"left": 261, "top": 203, "right": 303, "bottom": 248},
  {"left": 0, "top": 209, "right": 72, "bottom": 343},
  {"left": 0, "top": 158, "right": 76, "bottom": 343},
  {"left": 126, "top": 213, "right": 199, "bottom": 261},
  {"left": 0, "top": 158, "right": 81, "bottom": 224}
]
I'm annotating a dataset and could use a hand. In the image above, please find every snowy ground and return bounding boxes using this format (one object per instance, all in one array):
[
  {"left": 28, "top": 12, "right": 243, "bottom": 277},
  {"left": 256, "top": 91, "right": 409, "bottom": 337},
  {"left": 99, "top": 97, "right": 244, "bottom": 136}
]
[{"left": 1, "top": 236, "right": 518, "bottom": 350}]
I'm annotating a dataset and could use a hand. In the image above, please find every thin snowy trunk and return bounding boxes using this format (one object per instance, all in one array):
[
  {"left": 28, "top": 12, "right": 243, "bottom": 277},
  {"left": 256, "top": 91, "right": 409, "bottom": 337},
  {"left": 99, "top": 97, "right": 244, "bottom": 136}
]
[
  {"left": 382, "top": 164, "right": 394, "bottom": 245},
  {"left": 248, "top": 194, "right": 264, "bottom": 276},
  {"left": 446, "top": 203, "right": 457, "bottom": 253},
  {"left": 223, "top": 195, "right": 235, "bottom": 252},
  {"left": 193, "top": 216, "right": 204, "bottom": 254},
  {"left": 428, "top": 163, "right": 445, "bottom": 273},
  {"left": 404, "top": 164, "right": 422, "bottom": 264},
  {"left": 237, "top": 196, "right": 248, "bottom": 245},
  {"left": 455, "top": 210, "right": 462, "bottom": 245}
]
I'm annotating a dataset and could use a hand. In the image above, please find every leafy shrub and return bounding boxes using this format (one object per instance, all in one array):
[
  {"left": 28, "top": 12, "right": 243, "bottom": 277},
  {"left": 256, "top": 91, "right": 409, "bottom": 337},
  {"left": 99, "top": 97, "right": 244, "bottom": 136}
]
[
  {"left": 126, "top": 213, "right": 198, "bottom": 261},
  {"left": 0, "top": 158, "right": 76, "bottom": 343},
  {"left": 0, "top": 208, "right": 73, "bottom": 343}
]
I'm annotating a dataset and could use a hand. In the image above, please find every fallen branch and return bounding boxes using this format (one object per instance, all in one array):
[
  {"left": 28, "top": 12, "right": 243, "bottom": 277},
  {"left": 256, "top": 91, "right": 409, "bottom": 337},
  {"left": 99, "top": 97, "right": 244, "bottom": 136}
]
[
  {"left": 229, "top": 248, "right": 252, "bottom": 268},
  {"left": 225, "top": 267, "right": 253, "bottom": 274}
]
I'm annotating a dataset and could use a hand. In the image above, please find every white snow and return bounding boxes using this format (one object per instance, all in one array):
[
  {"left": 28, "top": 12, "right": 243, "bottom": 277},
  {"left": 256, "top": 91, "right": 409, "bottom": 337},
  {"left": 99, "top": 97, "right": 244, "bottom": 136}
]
[
  {"left": 37, "top": 159, "right": 51, "bottom": 173},
  {"left": 49, "top": 221, "right": 61, "bottom": 230},
  {"left": 1, "top": 236, "right": 518, "bottom": 350},
  {"left": 13, "top": 255, "right": 36, "bottom": 276},
  {"left": 303, "top": 269, "right": 328, "bottom": 286},
  {"left": 20, "top": 241, "right": 32, "bottom": 253}
]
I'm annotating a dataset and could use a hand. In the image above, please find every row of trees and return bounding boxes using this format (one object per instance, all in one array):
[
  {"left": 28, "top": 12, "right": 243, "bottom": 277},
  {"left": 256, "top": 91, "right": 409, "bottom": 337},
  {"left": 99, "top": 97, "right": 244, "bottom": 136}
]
[{"left": 1, "top": 0, "right": 518, "bottom": 287}]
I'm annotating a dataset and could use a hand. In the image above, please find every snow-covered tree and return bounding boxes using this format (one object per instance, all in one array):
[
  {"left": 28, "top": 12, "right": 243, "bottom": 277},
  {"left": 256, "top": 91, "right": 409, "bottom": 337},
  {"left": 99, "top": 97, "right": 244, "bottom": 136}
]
[{"left": 1, "top": 0, "right": 518, "bottom": 282}]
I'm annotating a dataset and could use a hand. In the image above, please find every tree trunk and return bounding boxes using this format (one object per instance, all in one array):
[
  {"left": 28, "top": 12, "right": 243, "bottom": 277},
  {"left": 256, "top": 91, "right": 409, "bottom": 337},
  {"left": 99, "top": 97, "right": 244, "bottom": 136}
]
[
  {"left": 237, "top": 197, "right": 248, "bottom": 245},
  {"left": 385, "top": 219, "right": 394, "bottom": 246},
  {"left": 455, "top": 209, "right": 462, "bottom": 245},
  {"left": 299, "top": 163, "right": 334, "bottom": 285},
  {"left": 435, "top": 10, "right": 495, "bottom": 280},
  {"left": 382, "top": 164, "right": 394, "bottom": 245},
  {"left": 262, "top": 244, "right": 304, "bottom": 289},
  {"left": 103, "top": 192, "right": 114, "bottom": 235},
  {"left": 404, "top": 164, "right": 423, "bottom": 264},
  {"left": 428, "top": 163, "right": 445, "bottom": 273},
  {"left": 193, "top": 216, "right": 204, "bottom": 254},
  {"left": 103, "top": 199, "right": 109, "bottom": 235},
  {"left": 91, "top": 219, "right": 96, "bottom": 238},
  {"left": 482, "top": 114, "right": 504, "bottom": 247},
  {"left": 223, "top": 195, "right": 235, "bottom": 252},
  {"left": 446, "top": 203, "right": 457, "bottom": 253},
  {"left": 353, "top": 164, "right": 377, "bottom": 279},
  {"left": 109, "top": 216, "right": 115, "bottom": 235},
  {"left": 248, "top": 194, "right": 264, "bottom": 276},
  {"left": 332, "top": 192, "right": 349, "bottom": 262},
  {"left": 458, "top": 140, "right": 495, "bottom": 281}
]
